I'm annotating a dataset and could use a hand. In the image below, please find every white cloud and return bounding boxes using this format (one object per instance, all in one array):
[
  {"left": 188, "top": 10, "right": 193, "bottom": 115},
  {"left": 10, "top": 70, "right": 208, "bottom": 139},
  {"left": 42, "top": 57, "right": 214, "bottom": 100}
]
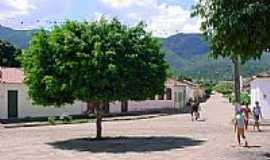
[
  {"left": 100, "top": 0, "right": 155, "bottom": 8},
  {"left": 100, "top": 0, "right": 200, "bottom": 37},
  {"left": 0, "top": 0, "right": 36, "bottom": 20},
  {"left": 147, "top": 3, "right": 201, "bottom": 37}
]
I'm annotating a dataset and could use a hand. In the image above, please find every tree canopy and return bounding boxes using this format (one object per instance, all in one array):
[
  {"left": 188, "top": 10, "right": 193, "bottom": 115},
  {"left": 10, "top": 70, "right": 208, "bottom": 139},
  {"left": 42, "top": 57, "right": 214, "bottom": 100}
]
[
  {"left": 21, "top": 19, "right": 168, "bottom": 106},
  {"left": 192, "top": 0, "right": 270, "bottom": 62},
  {"left": 20, "top": 18, "right": 168, "bottom": 139},
  {"left": 0, "top": 39, "right": 21, "bottom": 67},
  {"left": 192, "top": 0, "right": 270, "bottom": 107}
]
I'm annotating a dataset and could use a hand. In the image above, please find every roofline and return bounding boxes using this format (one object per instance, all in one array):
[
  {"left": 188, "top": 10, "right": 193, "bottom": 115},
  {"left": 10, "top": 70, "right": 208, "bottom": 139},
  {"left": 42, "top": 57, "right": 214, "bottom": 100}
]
[
  {"left": 0, "top": 82, "right": 23, "bottom": 84},
  {"left": 250, "top": 77, "right": 270, "bottom": 82}
]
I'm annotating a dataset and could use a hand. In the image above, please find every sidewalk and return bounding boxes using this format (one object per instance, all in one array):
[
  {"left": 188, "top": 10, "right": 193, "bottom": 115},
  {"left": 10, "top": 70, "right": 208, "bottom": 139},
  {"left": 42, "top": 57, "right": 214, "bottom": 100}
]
[
  {"left": 2, "top": 113, "right": 170, "bottom": 129},
  {"left": 255, "top": 119, "right": 270, "bottom": 126}
]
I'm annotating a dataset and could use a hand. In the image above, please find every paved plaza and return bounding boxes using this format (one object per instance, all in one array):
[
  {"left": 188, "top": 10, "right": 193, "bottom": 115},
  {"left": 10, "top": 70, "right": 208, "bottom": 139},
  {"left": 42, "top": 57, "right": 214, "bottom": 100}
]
[{"left": 1, "top": 94, "right": 270, "bottom": 160}]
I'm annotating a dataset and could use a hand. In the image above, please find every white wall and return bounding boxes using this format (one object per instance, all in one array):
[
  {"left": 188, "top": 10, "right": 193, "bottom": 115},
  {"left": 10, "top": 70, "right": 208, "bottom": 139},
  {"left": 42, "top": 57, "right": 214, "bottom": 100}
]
[
  {"left": 251, "top": 79, "right": 270, "bottom": 119},
  {"left": 0, "top": 78, "right": 186, "bottom": 119},
  {"left": 186, "top": 86, "right": 194, "bottom": 101},
  {"left": 0, "top": 84, "right": 87, "bottom": 119},
  {"left": 109, "top": 79, "right": 176, "bottom": 113},
  {"left": 0, "top": 82, "right": 7, "bottom": 119},
  {"left": 109, "top": 100, "right": 174, "bottom": 113}
]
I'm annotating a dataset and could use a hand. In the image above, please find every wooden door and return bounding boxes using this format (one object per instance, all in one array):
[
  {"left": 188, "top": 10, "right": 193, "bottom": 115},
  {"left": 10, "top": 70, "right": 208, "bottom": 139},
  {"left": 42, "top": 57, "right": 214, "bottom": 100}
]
[
  {"left": 102, "top": 103, "right": 110, "bottom": 114},
  {"left": 121, "top": 101, "right": 128, "bottom": 113},
  {"left": 8, "top": 90, "right": 18, "bottom": 118}
]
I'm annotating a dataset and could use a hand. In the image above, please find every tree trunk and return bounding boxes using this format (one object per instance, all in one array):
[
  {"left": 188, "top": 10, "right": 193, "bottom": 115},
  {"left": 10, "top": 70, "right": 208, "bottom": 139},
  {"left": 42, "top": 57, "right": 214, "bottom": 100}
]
[
  {"left": 95, "top": 103, "right": 103, "bottom": 140},
  {"left": 233, "top": 55, "right": 241, "bottom": 113}
]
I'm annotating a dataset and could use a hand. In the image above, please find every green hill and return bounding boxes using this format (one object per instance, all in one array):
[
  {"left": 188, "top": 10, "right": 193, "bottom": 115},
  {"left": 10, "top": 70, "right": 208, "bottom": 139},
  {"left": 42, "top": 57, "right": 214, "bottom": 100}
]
[
  {"left": 0, "top": 25, "right": 36, "bottom": 48},
  {"left": 163, "top": 33, "right": 209, "bottom": 59},
  {"left": 162, "top": 33, "right": 270, "bottom": 81}
]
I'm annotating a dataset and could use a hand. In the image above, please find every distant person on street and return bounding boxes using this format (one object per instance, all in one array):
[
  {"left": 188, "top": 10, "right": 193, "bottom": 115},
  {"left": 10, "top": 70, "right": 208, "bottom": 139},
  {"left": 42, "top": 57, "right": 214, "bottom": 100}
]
[
  {"left": 191, "top": 98, "right": 200, "bottom": 121},
  {"left": 234, "top": 109, "right": 248, "bottom": 147},
  {"left": 253, "top": 101, "right": 263, "bottom": 132},
  {"left": 242, "top": 105, "right": 251, "bottom": 130},
  {"left": 187, "top": 98, "right": 194, "bottom": 121},
  {"left": 194, "top": 99, "right": 200, "bottom": 120}
]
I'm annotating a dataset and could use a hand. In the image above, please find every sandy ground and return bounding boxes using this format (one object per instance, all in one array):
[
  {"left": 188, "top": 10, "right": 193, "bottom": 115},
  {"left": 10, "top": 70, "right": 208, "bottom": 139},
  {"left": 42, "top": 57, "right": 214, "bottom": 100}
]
[{"left": 0, "top": 93, "right": 270, "bottom": 160}]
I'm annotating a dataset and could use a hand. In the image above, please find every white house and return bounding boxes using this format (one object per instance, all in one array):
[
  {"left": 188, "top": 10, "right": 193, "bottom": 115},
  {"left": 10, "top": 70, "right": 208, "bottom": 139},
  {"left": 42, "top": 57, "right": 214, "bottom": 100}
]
[
  {"left": 0, "top": 68, "right": 200, "bottom": 120},
  {"left": 250, "top": 73, "right": 270, "bottom": 119},
  {"left": 0, "top": 68, "right": 87, "bottom": 119}
]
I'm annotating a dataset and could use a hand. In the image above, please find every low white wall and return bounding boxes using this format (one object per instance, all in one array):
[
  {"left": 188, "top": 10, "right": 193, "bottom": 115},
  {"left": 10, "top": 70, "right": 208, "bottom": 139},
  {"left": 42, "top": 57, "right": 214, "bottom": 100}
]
[
  {"left": 186, "top": 86, "right": 194, "bottom": 100},
  {"left": 109, "top": 101, "right": 122, "bottom": 113},
  {"left": 109, "top": 100, "right": 174, "bottom": 113},
  {"left": 0, "top": 83, "right": 7, "bottom": 119},
  {"left": 128, "top": 100, "right": 174, "bottom": 112},
  {"left": 0, "top": 84, "right": 87, "bottom": 119}
]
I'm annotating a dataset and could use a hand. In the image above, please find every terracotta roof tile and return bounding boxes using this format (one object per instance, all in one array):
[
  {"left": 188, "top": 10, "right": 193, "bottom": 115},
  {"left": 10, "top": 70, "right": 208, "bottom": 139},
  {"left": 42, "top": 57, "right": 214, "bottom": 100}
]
[{"left": 0, "top": 67, "right": 24, "bottom": 84}]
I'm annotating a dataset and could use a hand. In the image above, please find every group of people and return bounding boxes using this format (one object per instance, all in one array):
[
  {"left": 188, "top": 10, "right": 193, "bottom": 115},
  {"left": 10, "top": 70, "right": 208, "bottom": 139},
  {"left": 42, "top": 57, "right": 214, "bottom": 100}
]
[
  {"left": 187, "top": 97, "right": 264, "bottom": 147},
  {"left": 234, "top": 101, "right": 263, "bottom": 147},
  {"left": 187, "top": 98, "right": 201, "bottom": 121}
]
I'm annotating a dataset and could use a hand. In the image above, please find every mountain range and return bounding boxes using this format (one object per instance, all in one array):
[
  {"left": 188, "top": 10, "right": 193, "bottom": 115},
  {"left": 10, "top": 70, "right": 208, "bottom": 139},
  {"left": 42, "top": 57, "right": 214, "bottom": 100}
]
[{"left": 0, "top": 25, "right": 269, "bottom": 81}]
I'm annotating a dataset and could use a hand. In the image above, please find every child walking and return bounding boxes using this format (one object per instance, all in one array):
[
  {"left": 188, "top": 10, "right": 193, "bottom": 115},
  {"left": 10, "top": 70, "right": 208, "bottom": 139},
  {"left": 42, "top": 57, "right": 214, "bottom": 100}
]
[
  {"left": 234, "top": 109, "right": 248, "bottom": 147},
  {"left": 253, "top": 101, "right": 263, "bottom": 132},
  {"left": 242, "top": 105, "right": 251, "bottom": 130}
]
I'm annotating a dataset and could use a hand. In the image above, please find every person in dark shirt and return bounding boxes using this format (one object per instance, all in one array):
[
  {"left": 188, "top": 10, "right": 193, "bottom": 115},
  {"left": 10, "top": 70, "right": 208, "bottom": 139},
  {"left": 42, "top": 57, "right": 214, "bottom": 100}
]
[
  {"left": 253, "top": 101, "right": 263, "bottom": 132},
  {"left": 193, "top": 99, "right": 200, "bottom": 120},
  {"left": 187, "top": 98, "right": 194, "bottom": 121}
]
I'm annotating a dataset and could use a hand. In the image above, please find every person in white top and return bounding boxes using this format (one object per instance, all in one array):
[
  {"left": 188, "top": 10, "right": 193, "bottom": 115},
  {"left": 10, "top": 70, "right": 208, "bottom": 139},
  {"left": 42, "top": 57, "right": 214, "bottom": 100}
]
[{"left": 234, "top": 109, "right": 248, "bottom": 147}]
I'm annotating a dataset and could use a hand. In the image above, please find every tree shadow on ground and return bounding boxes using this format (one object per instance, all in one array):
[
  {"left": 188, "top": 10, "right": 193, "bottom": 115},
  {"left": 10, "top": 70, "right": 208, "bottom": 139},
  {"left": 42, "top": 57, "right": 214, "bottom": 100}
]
[
  {"left": 263, "top": 153, "right": 270, "bottom": 159},
  {"left": 48, "top": 136, "right": 205, "bottom": 153}
]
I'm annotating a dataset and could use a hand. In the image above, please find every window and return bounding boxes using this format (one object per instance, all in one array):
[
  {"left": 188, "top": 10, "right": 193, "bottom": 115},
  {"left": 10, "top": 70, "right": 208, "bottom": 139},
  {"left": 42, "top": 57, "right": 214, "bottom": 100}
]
[{"left": 166, "top": 88, "right": 172, "bottom": 100}]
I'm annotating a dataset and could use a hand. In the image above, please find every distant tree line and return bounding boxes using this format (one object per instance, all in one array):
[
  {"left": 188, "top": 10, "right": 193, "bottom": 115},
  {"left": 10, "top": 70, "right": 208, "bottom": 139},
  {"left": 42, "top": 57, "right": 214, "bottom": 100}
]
[{"left": 0, "top": 39, "right": 21, "bottom": 67}]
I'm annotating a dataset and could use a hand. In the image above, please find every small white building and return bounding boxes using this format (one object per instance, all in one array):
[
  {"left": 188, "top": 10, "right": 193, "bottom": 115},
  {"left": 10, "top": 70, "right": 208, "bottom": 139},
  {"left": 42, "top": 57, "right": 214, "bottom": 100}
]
[
  {"left": 250, "top": 74, "right": 270, "bottom": 119},
  {"left": 0, "top": 68, "right": 87, "bottom": 119},
  {"left": 0, "top": 68, "right": 200, "bottom": 120}
]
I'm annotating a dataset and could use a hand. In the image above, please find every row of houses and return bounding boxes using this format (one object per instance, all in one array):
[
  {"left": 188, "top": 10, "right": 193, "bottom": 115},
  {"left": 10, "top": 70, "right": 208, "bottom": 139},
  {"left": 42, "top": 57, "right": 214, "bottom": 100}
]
[{"left": 0, "top": 67, "right": 204, "bottom": 120}]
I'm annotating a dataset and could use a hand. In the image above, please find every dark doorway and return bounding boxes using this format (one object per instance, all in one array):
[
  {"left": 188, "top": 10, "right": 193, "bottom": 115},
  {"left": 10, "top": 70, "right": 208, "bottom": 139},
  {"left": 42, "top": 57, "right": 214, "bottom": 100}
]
[
  {"left": 121, "top": 101, "right": 128, "bottom": 113},
  {"left": 166, "top": 88, "right": 172, "bottom": 100},
  {"left": 102, "top": 103, "right": 110, "bottom": 114},
  {"left": 8, "top": 90, "right": 18, "bottom": 118}
]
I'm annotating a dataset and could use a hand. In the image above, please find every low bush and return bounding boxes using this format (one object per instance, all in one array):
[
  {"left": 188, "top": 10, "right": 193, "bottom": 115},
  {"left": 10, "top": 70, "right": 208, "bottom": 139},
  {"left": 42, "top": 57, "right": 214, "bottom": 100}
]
[
  {"left": 240, "top": 92, "right": 251, "bottom": 105},
  {"left": 60, "top": 114, "right": 73, "bottom": 124},
  {"left": 48, "top": 116, "right": 56, "bottom": 125},
  {"left": 228, "top": 92, "right": 251, "bottom": 105},
  {"left": 214, "top": 81, "right": 233, "bottom": 96},
  {"left": 200, "top": 81, "right": 216, "bottom": 98}
]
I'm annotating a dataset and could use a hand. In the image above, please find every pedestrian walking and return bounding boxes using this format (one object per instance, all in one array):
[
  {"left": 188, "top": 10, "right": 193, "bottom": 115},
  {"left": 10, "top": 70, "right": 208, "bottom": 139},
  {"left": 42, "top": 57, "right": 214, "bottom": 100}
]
[
  {"left": 242, "top": 105, "right": 251, "bottom": 130},
  {"left": 187, "top": 98, "right": 194, "bottom": 121},
  {"left": 234, "top": 109, "right": 248, "bottom": 147},
  {"left": 253, "top": 101, "right": 263, "bottom": 132}
]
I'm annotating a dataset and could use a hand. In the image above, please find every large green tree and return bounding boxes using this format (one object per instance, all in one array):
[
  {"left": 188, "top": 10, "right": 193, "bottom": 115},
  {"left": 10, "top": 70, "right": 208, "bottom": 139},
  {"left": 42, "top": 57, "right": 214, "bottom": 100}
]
[
  {"left": 192, "top": 0, "right": 270, "bottom": 108},
  {"left": 0, "top": 39, "right": 21, "bottom": 67},
  {"left": 20, "top": 19, "right": 168, "bottom": 139}
]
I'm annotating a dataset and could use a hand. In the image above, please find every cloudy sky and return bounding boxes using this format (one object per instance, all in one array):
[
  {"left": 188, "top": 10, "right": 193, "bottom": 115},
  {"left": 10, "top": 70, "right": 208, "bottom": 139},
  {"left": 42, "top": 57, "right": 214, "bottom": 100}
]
[{"left": 0, "top": 0, "right": 200, "bottom": 37}]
